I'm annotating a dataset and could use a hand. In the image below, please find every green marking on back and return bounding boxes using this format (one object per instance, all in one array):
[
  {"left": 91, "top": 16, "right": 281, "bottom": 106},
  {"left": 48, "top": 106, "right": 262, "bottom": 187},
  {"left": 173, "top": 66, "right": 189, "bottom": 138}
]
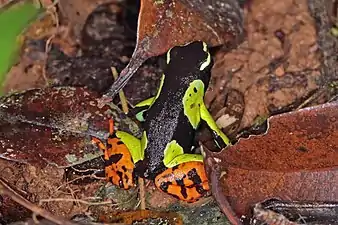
[
  {"left": 153, "top": 74, "right": 165, "bottom": 105},
  {"left": 163, "top": 140, "right": 203, "bottom": 168},
  {"left": 182, "top": 80, "right": 205, "bottom": 129},
  {"left": 166, "top": 48, "right": 172, "bottom": 64},
  {"left": 134, "top": 75, "right": 165, "bottom": 122},
  {"left": 135, "top": 97, "right": 155, "bottom": 107},
  {"left": 141, "top": 131, "right": 148, "bottom": 153},
  {"left": 116, "top": 131, "right": 144, "bottom": 163}
]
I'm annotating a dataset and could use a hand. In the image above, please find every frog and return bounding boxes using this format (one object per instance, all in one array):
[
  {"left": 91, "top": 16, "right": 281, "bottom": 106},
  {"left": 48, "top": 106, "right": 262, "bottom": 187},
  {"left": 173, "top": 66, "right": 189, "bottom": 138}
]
[{"left": 92, "top": 41, "right": 230, "bottom": 202}]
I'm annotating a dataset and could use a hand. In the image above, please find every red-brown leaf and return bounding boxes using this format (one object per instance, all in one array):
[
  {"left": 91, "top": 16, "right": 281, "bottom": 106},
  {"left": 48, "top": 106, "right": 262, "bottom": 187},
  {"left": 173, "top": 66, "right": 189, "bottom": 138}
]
[
  {"left": 204, "top": 102, "right": 338, "bottom": 218},
  {"left": 137, "top": 0, "right": 243, "bottom": 58}
]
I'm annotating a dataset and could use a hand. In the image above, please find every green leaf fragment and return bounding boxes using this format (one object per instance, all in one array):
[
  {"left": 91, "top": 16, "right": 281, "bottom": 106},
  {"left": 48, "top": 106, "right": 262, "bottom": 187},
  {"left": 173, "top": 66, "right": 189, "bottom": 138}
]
[{"left": 0, "top": 1, "right": 42, "bottom": 92}]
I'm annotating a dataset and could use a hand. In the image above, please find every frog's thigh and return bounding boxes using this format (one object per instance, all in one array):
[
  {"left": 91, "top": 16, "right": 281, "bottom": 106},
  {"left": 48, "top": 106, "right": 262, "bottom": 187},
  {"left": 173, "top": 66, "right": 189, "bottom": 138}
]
[
  {"left": 154, "top": 161, "right": 210, "bottom": 202},
  {"left": 105, "top": 139, "right": 135, "bottom": 189}
]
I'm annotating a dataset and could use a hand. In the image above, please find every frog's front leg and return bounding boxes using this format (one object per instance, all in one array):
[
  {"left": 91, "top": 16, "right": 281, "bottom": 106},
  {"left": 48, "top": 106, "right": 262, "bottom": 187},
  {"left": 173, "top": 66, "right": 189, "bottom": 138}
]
[
  {"left": 183, "top": 79, "right": 231, "bottom": 147},
  {"left": 154, "top": 140, "right": 210, "bottom": 202}
]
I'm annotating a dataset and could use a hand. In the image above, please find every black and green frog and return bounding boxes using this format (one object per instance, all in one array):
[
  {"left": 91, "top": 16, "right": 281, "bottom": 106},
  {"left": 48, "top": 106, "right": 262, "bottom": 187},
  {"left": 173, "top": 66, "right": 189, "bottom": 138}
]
[{"left": 92, "top": 41, "right": 230, "bottom": 202}]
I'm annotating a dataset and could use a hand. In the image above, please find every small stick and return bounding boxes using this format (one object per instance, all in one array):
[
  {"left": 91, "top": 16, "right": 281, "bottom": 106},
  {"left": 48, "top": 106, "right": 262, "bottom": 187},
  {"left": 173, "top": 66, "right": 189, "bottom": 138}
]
[
  {"left": 111, "top": 67, "right": 146, "bottom": 209},
  {"left": 39, "top": 197, "right": 113, "bottom": 206},
  {"left": 138, "top": 177, "right": 146, "bottom": 210},
  {"left": 111, "top": 67, "right": 129, "bottom": 114}
]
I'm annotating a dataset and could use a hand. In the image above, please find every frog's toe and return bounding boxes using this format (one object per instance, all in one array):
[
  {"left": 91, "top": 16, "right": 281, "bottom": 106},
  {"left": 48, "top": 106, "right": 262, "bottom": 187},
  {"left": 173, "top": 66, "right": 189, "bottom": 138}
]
[{"left": 154, "top": 162, "right": 210, "bottom": 202}]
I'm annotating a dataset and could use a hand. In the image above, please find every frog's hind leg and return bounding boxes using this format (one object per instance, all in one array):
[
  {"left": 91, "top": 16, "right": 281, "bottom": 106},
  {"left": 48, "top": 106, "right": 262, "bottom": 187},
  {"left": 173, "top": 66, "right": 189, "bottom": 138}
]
[
  {"left": 91, "top": 118, "right": 115, "bottom": 152},
  {"left": 92, "top": 118, "right": 136, "bottom": 189},
  {"left": 157, "top": 141, "right": 209, "bottom": 202},
  {"left": 154, "top": 161, "right": 210, "bottom": 202}
]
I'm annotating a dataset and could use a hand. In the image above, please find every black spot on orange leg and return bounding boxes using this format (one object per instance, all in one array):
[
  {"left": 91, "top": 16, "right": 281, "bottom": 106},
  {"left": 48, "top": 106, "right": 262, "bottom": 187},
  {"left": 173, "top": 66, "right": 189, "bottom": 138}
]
[
  {"left": 154, "top": 161, "right": 210, "bottom": 202},
  {"left": 92, "top": 118, "right": 136, "bottom": 190},
  {"left": 104, "top": 138, "right": 136, "bottom": 189}
]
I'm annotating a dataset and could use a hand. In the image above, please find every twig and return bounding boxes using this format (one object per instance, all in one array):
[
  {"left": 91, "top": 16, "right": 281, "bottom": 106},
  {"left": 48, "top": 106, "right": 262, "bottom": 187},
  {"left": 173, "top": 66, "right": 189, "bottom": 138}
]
[
  {"left": 55, "top": 173, "right": 104, "bottom": 191},
  {"left": 138, "top": 177, "right": 146, "bottom": 210},
  {"left": 42, "top": 0, "right": 60, "bottom": 85},
  {"left": 111, "top": 67, "right": 129, "bottom": 114},
  {"left": 39, "top": 197, "right": 113, "bottom": 206},
  {"left": 0, "top": 178, "right": 78, "bottom": 225}
]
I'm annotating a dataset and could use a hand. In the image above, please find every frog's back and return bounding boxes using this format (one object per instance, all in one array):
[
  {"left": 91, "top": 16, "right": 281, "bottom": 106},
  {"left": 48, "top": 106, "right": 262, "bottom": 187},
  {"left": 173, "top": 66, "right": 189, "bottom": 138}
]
[{"left": 138, "top": 41, "right": 212, "bottom": 179}]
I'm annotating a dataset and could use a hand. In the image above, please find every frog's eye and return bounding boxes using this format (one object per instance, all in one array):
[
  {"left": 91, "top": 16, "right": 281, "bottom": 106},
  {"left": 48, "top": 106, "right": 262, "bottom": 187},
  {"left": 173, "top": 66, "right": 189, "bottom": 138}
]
[{"left": 182, "top": 80, "right": 205, "bottom": 129}]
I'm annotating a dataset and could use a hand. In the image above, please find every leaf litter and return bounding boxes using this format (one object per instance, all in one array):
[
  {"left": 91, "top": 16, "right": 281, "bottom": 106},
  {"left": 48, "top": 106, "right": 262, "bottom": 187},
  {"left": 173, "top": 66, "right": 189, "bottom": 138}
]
[{"left": 0, "top": 0, "right": 337, "bottom": 224}]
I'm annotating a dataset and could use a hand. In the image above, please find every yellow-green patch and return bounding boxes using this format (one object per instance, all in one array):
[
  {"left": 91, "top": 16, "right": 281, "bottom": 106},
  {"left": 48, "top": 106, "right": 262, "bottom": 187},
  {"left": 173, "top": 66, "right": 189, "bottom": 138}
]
[
  {"left": 163, "top": 140, "right": 184, "bottom": 166},
  {"left": 182, "top": 80, "right": 205, "bottom": 129},
  {"left": 135, "top": 97, "right": 155, "bottom": 107},
  {"left": 137, "top": 74, "right": 165, "bottom": 108},
  {"left": 116, "top": 131, "right": 144, "bottom": 163},
  {"left": 0, "top": 1, "right": 42, "bottom": 94},
  {"left": 163, "top": 140, "right": 203, "bottom": 168},
  {"left": 140, "top": 131, "right": 148, "bottom": 154},
  {"left": 166, "top": 48, "right": 172, "bottom": 64},
  {"left": 165, "top": 154, "right": 203, "bottom": 168}
]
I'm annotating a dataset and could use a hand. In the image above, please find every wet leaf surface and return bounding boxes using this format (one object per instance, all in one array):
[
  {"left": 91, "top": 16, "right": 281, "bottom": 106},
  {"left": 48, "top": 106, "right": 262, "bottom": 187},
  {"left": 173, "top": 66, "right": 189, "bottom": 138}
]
[
  {"left": 105, "top": 0, "right": 244, "bottom": 98},
  {"left": 0, "top": 87, "right": 141, "bottom": 167},
  {"left": 204, "top": 101, "right": 338, "bottom": 218}
]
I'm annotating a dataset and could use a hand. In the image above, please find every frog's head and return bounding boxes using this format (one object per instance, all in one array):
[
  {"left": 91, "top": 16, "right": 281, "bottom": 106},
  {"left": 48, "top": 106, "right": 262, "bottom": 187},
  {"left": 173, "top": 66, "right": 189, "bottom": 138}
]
[{"left": 165, "top": 41, "right": 212, "bottom": 85}]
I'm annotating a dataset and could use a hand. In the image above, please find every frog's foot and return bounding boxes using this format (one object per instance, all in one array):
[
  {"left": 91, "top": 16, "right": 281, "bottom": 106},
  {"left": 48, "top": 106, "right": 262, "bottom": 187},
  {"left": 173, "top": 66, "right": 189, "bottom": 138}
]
[
  {"left": 154, "top": 161, "right": 210, "bottom": 202},
  {"left": 92, "top": 119, "right": 135, "bottom": 189}
]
